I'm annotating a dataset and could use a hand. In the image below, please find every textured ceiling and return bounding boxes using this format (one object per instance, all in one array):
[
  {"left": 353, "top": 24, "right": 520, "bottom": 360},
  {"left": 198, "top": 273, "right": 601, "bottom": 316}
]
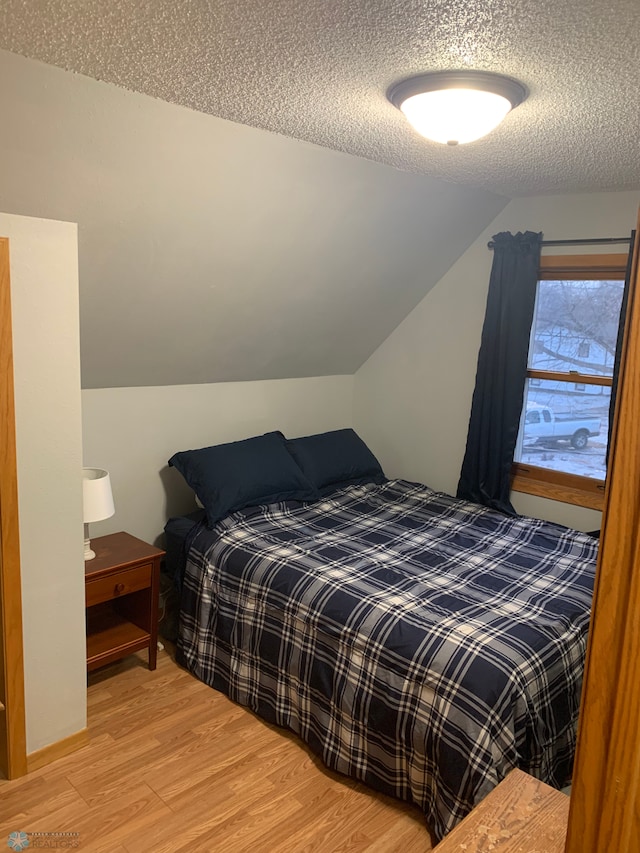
[{"left": 1, "top": 0, "right": 639, "bottom": 196}]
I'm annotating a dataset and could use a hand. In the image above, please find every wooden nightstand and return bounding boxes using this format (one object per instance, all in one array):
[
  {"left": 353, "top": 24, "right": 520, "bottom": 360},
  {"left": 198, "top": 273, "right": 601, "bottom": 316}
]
[{"left": 84, "top": 532, "right": 165, "bottom": 672}]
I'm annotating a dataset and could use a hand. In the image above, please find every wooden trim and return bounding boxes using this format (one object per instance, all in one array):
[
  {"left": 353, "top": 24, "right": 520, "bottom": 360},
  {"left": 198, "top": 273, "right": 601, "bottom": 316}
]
[
  {"left": 565, "top": 214, "right": 640, "bottom": 852},
  {"left": 26, "top": 728, "right": 89, "bottom": 773},
  {"left": 539, "top": 253, "right": 628, "bottom": 279},
  {"left": 527, "top": 369, "right": 612, "bottom": 387},
  {"left": 0, "top": 237, "right": 27, "bottom": 779},
  {"left": 511, "top": 464, "right": 604, "bottom": 511}
]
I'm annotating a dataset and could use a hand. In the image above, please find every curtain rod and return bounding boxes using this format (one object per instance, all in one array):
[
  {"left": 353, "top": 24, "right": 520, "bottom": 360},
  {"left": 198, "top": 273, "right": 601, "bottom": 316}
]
[{"left": 487, "top": 236, "right": 632, "bottom": 249}]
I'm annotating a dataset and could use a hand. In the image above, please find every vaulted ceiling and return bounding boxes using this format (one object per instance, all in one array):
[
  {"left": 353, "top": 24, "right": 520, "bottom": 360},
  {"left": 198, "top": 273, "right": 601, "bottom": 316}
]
[{"left": 0, "top": 2, "right": 638, "bottom": 388}]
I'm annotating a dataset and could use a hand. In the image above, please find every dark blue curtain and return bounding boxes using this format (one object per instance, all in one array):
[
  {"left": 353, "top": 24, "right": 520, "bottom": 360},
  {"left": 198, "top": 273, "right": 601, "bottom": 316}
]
[{"left": 457, "top": 230, "right": 543, "bottom": 515}]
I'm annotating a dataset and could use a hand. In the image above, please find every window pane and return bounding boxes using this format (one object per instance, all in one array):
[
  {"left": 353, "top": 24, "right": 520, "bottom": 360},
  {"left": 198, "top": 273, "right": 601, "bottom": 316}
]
[
  {"left": 515, "top": 378, "right": 611, "bottom": 480},
  {"left": 529, "top": 279, "right": 624, "bottom": 376}
]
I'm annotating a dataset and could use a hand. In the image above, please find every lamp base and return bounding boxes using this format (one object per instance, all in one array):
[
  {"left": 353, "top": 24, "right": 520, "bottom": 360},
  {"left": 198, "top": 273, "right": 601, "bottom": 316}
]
[{"left": 84, "top": 524, "right": 96, "bottom": 560}]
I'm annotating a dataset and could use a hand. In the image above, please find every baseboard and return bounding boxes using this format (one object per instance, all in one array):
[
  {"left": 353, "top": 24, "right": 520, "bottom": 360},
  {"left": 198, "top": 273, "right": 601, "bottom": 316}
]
[{"left": 26, "top": 728, "right": 89, "bottom": 773}]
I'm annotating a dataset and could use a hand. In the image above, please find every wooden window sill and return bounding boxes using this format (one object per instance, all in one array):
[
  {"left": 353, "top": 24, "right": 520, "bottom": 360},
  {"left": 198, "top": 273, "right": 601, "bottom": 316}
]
[{"left": 511, "top": 464, "right": 605, "bottom": 511}]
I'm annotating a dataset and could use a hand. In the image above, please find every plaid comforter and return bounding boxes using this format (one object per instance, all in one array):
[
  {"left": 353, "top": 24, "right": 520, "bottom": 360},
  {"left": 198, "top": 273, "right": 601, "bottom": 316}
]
[{"left": 178, "top": 479, "right": 597, "bottom": 839}]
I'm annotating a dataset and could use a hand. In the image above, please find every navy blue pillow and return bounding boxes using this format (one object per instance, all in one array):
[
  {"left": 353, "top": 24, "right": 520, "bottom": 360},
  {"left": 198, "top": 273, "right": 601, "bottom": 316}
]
[
  {"left": 286, "top": 429, "right": 386, "bottom": 496},
  {"left": 168, "top": 432, "right": 318, "bottom": 527}
]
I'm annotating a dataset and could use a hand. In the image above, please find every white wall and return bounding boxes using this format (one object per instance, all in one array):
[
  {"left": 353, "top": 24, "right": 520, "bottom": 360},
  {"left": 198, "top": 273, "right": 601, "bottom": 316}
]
[
  {"left": 354, "top": 190, "right": 639, "bottom": 531},
  {"left": 0, "top": 49, "right": 505, "bottom": 390},
  {"left": 82, "top": 376, "right": 353, "bottom": 546},
  {"left": 1, "top": 212, "right": 86, "bottom": 753}
]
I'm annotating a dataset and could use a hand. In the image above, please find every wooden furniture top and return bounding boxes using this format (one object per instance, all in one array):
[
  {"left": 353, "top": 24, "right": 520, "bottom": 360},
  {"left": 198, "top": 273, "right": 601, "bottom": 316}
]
[
  {"left": 434, "top": 769, "right": 569, "bottom": 852},
  {"left": 85, "top": 531, "right": 164, "bottom": 579}
]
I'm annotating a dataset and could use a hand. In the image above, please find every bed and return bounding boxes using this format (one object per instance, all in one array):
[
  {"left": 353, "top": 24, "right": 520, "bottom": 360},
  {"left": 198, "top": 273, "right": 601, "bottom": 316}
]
[{"left": 167, "top": 429, "right": 597, "bottom": 841}]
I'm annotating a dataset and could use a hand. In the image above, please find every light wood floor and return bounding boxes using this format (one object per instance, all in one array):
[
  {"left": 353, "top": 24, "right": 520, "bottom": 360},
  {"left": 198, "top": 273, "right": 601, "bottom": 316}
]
[{"left": 0, "top": 647, "right": 434, "bottom": 852}]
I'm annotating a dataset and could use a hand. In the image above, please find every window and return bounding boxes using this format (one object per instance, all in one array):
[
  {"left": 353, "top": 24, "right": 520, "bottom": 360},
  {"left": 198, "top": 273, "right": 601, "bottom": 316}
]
[{"left": 511, "top": 253, "right": 628, "bottom": 510}]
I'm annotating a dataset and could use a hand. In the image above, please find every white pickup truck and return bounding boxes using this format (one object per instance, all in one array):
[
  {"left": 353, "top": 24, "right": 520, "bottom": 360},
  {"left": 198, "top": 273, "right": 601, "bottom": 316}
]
[{"left": 523, "top": 405, "right": 601, "bottom": 450}]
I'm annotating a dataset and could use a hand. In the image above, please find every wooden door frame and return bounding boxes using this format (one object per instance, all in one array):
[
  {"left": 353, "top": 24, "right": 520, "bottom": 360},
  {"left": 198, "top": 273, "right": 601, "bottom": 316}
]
[
  {"left": 0, "top": 236, "right": 27, "bottom": 779},
  {"left": 565, "top": 215, "right": 640, "bottom": 851}
]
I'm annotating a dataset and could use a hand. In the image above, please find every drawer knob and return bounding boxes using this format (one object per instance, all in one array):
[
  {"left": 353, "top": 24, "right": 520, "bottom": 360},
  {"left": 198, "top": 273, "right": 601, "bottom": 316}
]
[{"left": 114, "top": 582, "right": 126, "bottom": 594}]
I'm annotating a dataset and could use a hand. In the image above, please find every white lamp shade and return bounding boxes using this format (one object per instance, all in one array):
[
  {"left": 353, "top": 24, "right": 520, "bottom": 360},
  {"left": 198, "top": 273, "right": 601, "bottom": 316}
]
[{"left": 82, "top": 468, "right": 115, "bottom": 523}]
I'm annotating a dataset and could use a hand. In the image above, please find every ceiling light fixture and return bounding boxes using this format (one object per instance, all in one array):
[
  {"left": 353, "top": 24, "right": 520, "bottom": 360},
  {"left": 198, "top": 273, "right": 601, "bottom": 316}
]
[{"left": 388, "top": 70, "right": 527, "bottom": 146}]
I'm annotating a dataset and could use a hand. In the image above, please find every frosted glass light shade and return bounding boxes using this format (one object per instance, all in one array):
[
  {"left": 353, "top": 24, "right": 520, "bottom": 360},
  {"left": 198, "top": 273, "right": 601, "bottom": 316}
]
[
  {"left": 388, "top": 71, "right": 527, "bottom": 146},
  {"left": 400, "top": 89, "right": 512, "bottom": 145}
]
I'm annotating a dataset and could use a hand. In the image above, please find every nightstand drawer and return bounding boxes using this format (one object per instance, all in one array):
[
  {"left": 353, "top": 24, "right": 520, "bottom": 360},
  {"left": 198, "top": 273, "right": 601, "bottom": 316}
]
[{"left": 85, "top": 563, "right": 152, "bottom": 607}]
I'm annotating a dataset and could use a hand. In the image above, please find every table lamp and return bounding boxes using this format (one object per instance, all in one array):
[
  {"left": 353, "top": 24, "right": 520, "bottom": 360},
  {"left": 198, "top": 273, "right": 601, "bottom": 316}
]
[{"left": 82, "top": 467, "right": 115, "bottom": 560}]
